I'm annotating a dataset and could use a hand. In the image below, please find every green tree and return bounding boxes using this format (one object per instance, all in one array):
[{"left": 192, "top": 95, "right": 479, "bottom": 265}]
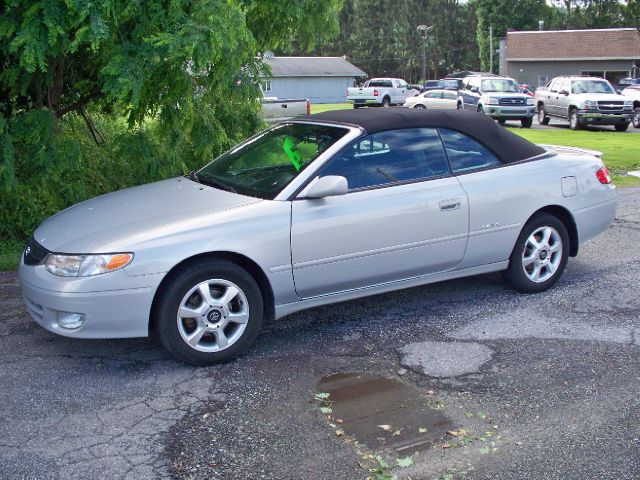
[{"left": 472, "top": 0, "right": 550, "bottom": 72}]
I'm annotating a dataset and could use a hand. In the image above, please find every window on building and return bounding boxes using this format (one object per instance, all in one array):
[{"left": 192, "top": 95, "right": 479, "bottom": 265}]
[
  {"left": 538, "top": 75, "right": 548, "bottom": 87},
  {"left": 262, "top": 80, "right": 272, "bottom": 93}
]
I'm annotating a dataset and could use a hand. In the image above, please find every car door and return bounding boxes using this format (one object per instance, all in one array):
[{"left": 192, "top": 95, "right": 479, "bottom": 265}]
[
  {"left": 442, "top": 90, "right": 458, "bottom": 109},
  {"left": 465, "top": 77, "right": 481, "bottom": 110},
  {"left": 290, "top": 128, "right": 469, "bottom": 298},
  {"left": 555, "top": 79, "right": 572, "bottom": 117},
  {"left": 438, "top": 128, "right": 531, "bottom": 269},
  {"left": 546, "top": 78, "right": 561, "bottom": 116}
]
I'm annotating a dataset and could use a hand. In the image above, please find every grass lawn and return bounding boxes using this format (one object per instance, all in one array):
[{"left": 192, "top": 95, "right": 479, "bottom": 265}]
[
  {"left": 507, "top": 128, "right": 640, "bottom": 187},
  {"left": 310, "top": 102, "right": 353, "bottom": 114}
]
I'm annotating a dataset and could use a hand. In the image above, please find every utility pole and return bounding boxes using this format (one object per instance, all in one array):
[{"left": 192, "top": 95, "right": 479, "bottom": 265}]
[
  {"left": 417, "top": 25, "right": 434, "bottom": 83},
  {"left": 489, "top": 25, "right": 493, "bottom": 73}
]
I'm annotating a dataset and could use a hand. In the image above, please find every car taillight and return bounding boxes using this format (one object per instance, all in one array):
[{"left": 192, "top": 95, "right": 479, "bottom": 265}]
[
  {"left": 374, "top": 89, "right": 378, "bottom": 97},
  {"left": 306, "top": 99, "right": 310, "bottom": 115},
  {"left": 596, "top": 166, "right": 612, "bottom": 184}
]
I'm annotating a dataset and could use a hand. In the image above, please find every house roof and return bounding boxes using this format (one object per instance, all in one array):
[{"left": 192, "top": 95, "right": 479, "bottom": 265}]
[
  {"left": 506, "top": 28, "right": 640, "bottom": 61},
  {"left": 261, "top": 56, "right": 367, "bottom": 78}
]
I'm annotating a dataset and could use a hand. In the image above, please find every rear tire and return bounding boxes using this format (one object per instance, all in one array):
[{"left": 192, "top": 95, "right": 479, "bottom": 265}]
[
  {"left": 155, "top": 259, "right": 264, "bottom": 365},
  {"left": 353, "top": 104, "right": 360, "bottom": 109},
  {"left": 614, "top": 122, "right": 630, "bottom": 132},
  {"left": 382, "top": 97, "right": 390, "bottom": 107},
  {"left": 633, "top": 107, "right": 640, "bottom": 128},
  {"left": 538, "top": 105, "right": 550, "bottom": 125},
  {"left": 413, "top": 104, "right": 426, "bottom": 109},
  {"left": 478, "top": 105, "right": 485, "bottom": 114},
  {"left": 521, "top": 117, "right": 533, "bottom": 128},
  {"left": 502, "top": 213, "right": 569, "bottom": 293}
]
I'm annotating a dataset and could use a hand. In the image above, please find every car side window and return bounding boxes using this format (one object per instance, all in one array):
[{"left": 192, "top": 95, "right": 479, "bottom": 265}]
[
  {"left": 549, "top": 79, "right": 560, "bottom": 93},
  {"left": 318, "top": 128, "right": 450, "bottom": 191},
  {"left": 443, "top": 91, "right": 457, "bottom": 100},
  {"left": 439, "top": 129, "right": 502, "bottom": 174}
]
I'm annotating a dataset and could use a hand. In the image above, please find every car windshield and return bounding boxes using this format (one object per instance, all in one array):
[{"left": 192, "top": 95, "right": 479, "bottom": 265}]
[
  {"left": 481, "top": 79, "right": 521, "bottom": 93},
  {"left": 571, "top": 80, "right": 614, "bottom": 94},
  {"left": 196, "top": 123, "right": 349, "bottom": 200}
]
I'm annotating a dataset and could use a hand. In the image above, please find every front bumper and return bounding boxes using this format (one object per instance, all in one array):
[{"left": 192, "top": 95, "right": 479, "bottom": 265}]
[
  {"left": 486, "top": 106, "right": 536, "bottom": 118},
  {"left": 577, "top": 111, "right": 633, "bottom": 125},
  {"left": 19, "top": 260, "right": 164, "bottom": 339}
]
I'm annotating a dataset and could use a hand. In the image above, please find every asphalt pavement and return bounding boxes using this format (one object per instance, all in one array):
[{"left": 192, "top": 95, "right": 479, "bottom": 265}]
[{"left": 1, "top": 189, "right": 639, "bottom": 480}]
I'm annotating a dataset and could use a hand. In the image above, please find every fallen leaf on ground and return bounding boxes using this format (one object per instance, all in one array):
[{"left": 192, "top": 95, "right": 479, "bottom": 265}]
[
  {"left": 378, "top": 424, "right": 392, "bottom": 431},
  {"left": 396, "top": 456, "right": 414, "bottom": 468},
  {"left": 418, "top": 427, "right": 427, "bottom": 433}
]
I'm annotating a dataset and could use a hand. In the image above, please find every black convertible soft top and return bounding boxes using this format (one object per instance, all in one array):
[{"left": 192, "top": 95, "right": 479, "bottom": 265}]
[{"left": 301, "top": 108, "right": 545, "bottom": 163}]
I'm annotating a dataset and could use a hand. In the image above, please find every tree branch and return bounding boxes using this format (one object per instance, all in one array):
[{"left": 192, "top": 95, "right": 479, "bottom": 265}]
[{"left": 55, "top": 87, "right": 103, "bottom": 119}]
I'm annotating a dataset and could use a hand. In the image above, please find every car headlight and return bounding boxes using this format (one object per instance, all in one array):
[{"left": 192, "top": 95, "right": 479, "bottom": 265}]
[
  {"left": 624, "top": 100, "right": 633, "bottom": 109},
  {"left": 482, "top": 96, "right": 498, "bottom": 105},
  {"left": 526, "top": 97, "right": 535, "bottom": 105},
  {"left": 584, "top": 100, "right": 598, "bottom": 110},
  {"left": 45, "top": 253, "right": 134, "bottom": 277}
]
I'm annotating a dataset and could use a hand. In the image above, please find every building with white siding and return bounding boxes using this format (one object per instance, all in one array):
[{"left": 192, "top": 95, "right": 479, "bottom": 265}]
[{"left": 260, "top": 55, "right": 367, "bottom": 104}]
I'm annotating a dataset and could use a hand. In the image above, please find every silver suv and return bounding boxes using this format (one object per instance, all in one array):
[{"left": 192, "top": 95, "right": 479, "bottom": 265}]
[{"left": 535, "top": 76, "right": 634, "bottom": 131}]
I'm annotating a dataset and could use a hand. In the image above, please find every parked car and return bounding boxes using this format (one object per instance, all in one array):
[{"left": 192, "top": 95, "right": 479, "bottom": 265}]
[
  {"left": 403, "top": 89, "right": 458, "bottom": 109},
  {"left": 423, "top": 79, "right": 461, "bottom": 92},
  {"left": 262, "top": 97, "right": 309, "bottom": 123},
  {"left": 618, "top": 77, "right": 640, "bottom": 88},
  {"left": 621, "top": 85, "right": 640, "bottom": 128},
  {"left": 20, "top": 109, "right": 616, "bottom": 365},
  {"left": 535, "top": 76, "right": 634, "bottom": 131},
  {"left": 457, "top": 74, "right": 536, "bottom": 127},
  {"left": 347, "top": 78, "right": 411, "bottom": 108}
]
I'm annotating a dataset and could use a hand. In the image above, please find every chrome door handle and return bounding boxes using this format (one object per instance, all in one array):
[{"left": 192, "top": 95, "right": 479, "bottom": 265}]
[{"left": 439, "top": 199, "right": 461, "bottom": 211}]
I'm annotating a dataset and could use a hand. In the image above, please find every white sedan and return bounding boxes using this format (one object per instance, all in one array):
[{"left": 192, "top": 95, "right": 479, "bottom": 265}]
[{"left": 403, "top": 89, "right": 458, "bottom": 110}]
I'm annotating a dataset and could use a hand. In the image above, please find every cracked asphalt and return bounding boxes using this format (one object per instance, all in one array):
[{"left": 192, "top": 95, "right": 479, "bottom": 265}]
[{"left": 1, "top": 188, "right": 639, "bottom": 480}]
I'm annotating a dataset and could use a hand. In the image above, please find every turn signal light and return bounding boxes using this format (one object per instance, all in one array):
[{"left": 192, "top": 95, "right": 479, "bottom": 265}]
[{"left": 596, "top": 166, "right": 612, "bottom": 185}]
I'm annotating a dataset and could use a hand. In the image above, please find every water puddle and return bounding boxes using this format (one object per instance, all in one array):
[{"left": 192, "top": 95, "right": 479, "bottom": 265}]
[{"left": 317, "top": 373, "right": 453, "bottom": 454}]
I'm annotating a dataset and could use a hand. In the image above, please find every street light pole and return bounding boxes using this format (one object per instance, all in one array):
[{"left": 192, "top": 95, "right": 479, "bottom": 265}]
[{"left": 417, "top": 25, "right": 434, "bottom": 83}]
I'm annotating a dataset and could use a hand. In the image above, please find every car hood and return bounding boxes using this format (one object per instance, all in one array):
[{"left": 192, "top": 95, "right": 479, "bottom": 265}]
[
  {"left": 34, "top": 177, "right": 262, "bottom": 253},
  {"left": 483, "top": 92, "right": 529, "bottom": 98}
]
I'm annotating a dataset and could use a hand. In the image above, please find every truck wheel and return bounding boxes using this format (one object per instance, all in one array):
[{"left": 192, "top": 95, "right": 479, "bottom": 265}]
[
  {"left": 382, "top": 97, "right": 390, "bottom": 107},
  {"left": 497, "top": 119, "right": 506, "bottom": 125},
  {"left": 632, "top": 107, "right": 640, "bottom": 128},
  {"left": 413, "top": 104, "right": 426, "bottom": 109},
  {"left": 521, "top": 117, "right": 533, "bottom": 128},
  {"left": 353, "top": 104, "right": 360, "bottom": 109},
  {"left": 538, "top": 105, "right": 550, "bottom": 125},
  {"left": 569, "top": 109, "right": 581, "bottom": 130},
  {"left": 457, "top": 102, "right": 463, "bottom": 110},
  {"left": 477, "top": 105, "right": 485, "bottom": 114},
  {"left": 614, "top": 123, "right": 630, "bottom": 132}
]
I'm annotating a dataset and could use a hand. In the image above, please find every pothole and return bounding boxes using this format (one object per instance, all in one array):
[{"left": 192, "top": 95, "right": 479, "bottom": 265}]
[{"left": 317, "top": 373, "right": 454, "bottom": 455}]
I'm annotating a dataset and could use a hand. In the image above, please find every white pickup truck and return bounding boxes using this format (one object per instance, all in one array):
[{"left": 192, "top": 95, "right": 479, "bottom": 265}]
[
  {"left": 262, "top": 97, "right": 309, "bottom": 123},
  {"left": 347, "top": 78, "right": 412, "bottom": 108}
]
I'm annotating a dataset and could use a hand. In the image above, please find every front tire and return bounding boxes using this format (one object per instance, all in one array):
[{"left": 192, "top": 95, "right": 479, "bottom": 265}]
[
  {"left": 538, "top": 105, "right": 550, "bottom": 125},
  {"left": 633, "top": 107, "right": 640, "bottom": 128},
  {"left": 614, "top": 122, "right": 630, "bottom": 132},
  {"left": 569, "top": 109, "right": 581, "bottom": 130},
  {"left": 521, "top": 117, "right": 533, "bottom": 128},
  {"left": 502, "top": 213, "right": 569, "bottom": 293},
  {"left": 155, "top": 259, "right": 264, "bottom": 365},
  {"left": 413, "top": 104, "right": 426, "bottom": 109}
]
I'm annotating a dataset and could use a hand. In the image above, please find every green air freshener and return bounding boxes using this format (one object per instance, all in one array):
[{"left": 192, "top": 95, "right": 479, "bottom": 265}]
[{"left": 283, "top": 136, "right": 302, "bottom": 171}]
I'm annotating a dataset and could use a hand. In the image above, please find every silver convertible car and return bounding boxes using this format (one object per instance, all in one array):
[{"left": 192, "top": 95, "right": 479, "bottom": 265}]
[{"left": 19, "top": 109, "right": 616, "bottom": 365}]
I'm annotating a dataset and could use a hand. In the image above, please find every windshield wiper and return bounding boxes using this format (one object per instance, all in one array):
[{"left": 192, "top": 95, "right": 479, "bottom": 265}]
[
  {"left": 197, "top": 174, "right": 237, "bottom": 193},
  {"left": 187, "top": 171, "right": 200, "bottom": 183}
]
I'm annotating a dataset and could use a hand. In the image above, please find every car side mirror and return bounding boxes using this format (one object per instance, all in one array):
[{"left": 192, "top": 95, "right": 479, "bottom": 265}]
[
  {"left": 471, "top": 87, "right": 479, "bottom": 93},
  {"left": 559, "top": 89, "right": 569, "bottom": 95},
  {"left": 522, "top": 88, "right": 529, "bottom": 94},
  {"left": 616, "top": 89, "right": 622, "bottom": 95},
  {"left": 298, "top": 175, "right": 348, "bottom": 199}
]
